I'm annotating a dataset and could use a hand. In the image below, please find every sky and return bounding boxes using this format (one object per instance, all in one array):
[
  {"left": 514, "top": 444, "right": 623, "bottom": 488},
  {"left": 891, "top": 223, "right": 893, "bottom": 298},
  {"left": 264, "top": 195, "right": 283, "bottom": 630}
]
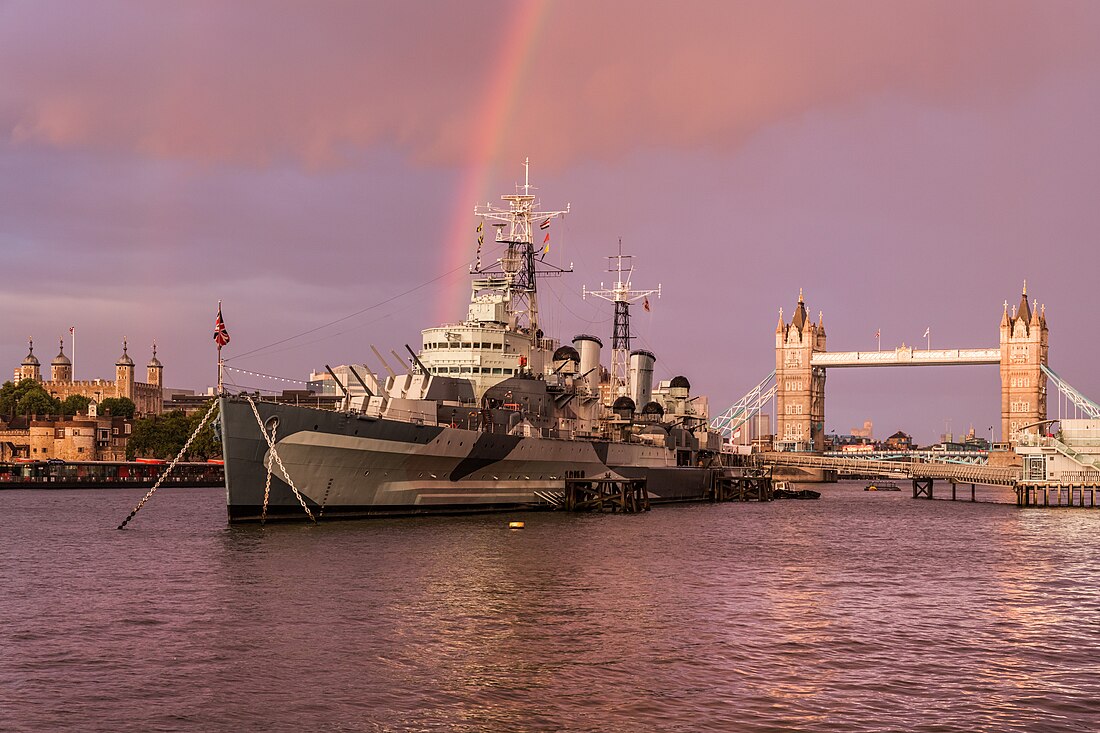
[{"left": 2, "top": 0, "right": 1099, "bottom": 444}]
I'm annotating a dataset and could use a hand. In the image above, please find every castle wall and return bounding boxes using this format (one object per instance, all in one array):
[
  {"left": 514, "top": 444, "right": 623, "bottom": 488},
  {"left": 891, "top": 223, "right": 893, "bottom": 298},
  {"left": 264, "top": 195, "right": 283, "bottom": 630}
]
[{"left": 4, "top": 417, "right": 132, "bottom": 461}]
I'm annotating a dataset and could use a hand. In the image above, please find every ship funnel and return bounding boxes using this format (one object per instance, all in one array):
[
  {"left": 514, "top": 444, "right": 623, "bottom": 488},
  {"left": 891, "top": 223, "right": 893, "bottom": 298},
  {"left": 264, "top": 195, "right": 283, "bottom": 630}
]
[
  {"left": 628, "top": 349, "right": 657, "bottom": 409},
  {"left": 573, "top": 334, "right": 603, "bottom": 397}
]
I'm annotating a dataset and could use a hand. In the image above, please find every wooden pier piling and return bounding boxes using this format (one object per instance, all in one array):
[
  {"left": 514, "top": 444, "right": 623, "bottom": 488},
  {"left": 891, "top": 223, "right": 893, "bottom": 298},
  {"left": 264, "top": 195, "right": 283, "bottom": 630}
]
[
  {"left": 711, "top": 472, "right": 773, "bottom": 502},
  {"left": 563, "top": 477, "right": 650, "bottom": 513}
]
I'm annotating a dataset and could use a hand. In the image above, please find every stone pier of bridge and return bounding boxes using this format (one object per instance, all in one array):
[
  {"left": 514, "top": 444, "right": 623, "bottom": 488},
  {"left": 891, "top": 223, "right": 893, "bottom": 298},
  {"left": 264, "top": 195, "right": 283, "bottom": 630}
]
[{"left": 774, "top": 284, "right": 1047, "bottom": 451}]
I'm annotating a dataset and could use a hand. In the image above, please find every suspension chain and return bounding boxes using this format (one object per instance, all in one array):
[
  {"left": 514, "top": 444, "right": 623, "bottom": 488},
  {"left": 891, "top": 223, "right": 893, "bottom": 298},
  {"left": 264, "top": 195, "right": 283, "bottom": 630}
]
[
  {"left": 117, "top": 399, "right": 219, "bottom": 530},
  {"left": 244, "top": 395, "right": 317, "bottom": 523}
]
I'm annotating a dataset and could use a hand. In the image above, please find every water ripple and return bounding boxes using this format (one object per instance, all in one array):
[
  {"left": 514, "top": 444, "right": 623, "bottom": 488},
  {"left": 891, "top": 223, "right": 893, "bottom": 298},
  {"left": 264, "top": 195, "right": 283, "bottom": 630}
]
[{"left": 3, "top": 484, "right": 1100, "bottom": 731}]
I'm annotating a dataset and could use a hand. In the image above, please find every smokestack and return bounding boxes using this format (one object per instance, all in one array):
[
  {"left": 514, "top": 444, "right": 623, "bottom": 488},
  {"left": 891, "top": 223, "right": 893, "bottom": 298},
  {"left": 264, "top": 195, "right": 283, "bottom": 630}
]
[
  {"left": 573, "top": 334, "right": 603, "bottom": 397},
  {"left": 628, "top": 349, "right": 656, "bottom": 409}
]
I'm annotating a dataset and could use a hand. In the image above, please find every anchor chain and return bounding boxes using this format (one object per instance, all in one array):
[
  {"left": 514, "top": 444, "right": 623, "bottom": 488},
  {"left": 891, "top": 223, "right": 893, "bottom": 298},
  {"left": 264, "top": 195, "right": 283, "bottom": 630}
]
[
  {"left": 117, "top": 399, "right": 219, "bottom": 530},
  {"left": 244, "top": 395, "right": 317, "bottom": 523},
  {"left": 260, "top": 421, "right": 276, "bottom": 525}
]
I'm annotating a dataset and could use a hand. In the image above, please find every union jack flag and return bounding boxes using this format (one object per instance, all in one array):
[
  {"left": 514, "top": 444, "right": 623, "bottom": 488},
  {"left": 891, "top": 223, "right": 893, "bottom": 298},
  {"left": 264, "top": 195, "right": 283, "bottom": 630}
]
[{"left": 214, "top": 303, "right": 230, "bottom": 348}]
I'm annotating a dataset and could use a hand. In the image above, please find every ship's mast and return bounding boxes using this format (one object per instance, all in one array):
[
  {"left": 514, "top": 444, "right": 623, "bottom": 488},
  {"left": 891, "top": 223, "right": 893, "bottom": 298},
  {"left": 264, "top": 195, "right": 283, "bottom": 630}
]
[
  {"left": 584, "top": 239, "right": 660, "bottom": 402},
  {"left": 472, "top": 159, "right": 570, "bottom": 342}
]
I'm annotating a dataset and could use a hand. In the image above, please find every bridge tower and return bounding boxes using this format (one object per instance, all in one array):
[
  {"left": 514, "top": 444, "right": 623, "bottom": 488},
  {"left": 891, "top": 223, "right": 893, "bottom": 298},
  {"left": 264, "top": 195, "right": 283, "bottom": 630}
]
[
  {"left": 1000, "top": 282, "right": 1047, "bottom": 444},
  {"left": 775, "top": 290, "right": 827, "bottom": 451}
]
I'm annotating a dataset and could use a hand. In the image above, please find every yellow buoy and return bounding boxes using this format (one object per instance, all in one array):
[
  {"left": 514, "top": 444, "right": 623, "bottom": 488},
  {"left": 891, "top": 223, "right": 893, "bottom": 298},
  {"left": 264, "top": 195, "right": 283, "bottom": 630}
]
[{"left": 508, "top": 521, "right": 525, "bottom": 529}]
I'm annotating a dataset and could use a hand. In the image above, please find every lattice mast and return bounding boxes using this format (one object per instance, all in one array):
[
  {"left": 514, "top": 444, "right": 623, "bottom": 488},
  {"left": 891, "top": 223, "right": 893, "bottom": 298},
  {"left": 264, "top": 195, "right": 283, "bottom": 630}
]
[
  {"left": 584, "top": 239, "right": 660, "bottom": 403},
  {"left": 472, "top": 158, "right": 570, "bottom": 342}
]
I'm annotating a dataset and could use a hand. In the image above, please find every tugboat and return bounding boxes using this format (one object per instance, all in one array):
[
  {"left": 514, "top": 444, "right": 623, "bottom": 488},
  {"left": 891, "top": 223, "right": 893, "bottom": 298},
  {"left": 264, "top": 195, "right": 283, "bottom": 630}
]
[
  {"left": 217, "top": 162, "right": 748, "bottom": 522},
  {"left": 865, "top": 480, "right": 901, "bottom": 491}
]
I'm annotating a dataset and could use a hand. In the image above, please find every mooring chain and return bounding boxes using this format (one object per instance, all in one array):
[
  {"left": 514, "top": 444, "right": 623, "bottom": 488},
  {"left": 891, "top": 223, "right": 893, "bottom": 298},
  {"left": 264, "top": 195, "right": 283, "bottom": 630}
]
[
  {"left": 244, "top": 395, "right": 317, "bottom": 524},
  {"left": 260, "top": 421, "right": 276, "bottom": 525},
  {"left": 117, "top": 400, "right": 220, "bottom": 530}
]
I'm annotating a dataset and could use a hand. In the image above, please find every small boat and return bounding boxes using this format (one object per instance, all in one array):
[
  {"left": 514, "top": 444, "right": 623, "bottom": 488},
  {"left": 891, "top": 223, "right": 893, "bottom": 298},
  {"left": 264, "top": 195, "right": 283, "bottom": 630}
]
[
  {"left": 865, "top": 481, "right": 901, "bottom": 491},
  {"left": 773, "top": 481, "right": 821, "bottom": 500}
]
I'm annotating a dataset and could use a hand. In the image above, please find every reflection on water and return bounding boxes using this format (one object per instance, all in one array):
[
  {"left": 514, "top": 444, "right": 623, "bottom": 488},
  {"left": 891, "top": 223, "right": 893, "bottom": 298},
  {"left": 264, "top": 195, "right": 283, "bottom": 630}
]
[{"left": 3, "top": 483, "right": 1100, "bottom": 732}]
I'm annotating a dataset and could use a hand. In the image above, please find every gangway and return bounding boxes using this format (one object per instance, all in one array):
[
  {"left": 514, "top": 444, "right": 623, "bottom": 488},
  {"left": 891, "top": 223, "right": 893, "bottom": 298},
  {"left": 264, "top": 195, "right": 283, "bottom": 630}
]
[{"left": 712, "top": 371, "right": 775, "bottom": 440}]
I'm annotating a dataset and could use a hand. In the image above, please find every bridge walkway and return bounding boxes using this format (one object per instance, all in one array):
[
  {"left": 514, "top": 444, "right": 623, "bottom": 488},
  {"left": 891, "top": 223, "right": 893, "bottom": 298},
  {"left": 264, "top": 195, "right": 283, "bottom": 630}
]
[{"left": 755, "top": 452, "right": 1021, "bottom": 487}]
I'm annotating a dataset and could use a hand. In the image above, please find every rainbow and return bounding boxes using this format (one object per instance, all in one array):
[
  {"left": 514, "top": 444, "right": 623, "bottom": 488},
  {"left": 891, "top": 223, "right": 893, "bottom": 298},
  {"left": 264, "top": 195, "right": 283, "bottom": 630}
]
[{"left": 436, "top": 0, "right": 550, "bottom": 323}]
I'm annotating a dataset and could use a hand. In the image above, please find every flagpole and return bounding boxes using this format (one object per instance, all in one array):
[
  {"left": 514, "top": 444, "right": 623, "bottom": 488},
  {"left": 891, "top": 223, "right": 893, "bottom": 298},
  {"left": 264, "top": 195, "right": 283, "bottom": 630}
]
[
  {"left": 876, "top": 330, "right": 880, "bottom": 351},
  {"left": 216, "top": 299, "right": 224, "bottom": 396},
  {"left": 71, "top": 327, "right": 76, "bottom": 381}
]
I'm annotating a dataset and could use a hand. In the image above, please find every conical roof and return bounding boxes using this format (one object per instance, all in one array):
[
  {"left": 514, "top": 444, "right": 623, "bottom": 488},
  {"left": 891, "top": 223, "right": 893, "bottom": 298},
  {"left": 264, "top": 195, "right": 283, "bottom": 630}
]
[
  {"left": 1016, "top": 281, "right": 1031, "bottom": 325},
  {"left": 790, "top": 289, "right": 808, "bottom": 332}
]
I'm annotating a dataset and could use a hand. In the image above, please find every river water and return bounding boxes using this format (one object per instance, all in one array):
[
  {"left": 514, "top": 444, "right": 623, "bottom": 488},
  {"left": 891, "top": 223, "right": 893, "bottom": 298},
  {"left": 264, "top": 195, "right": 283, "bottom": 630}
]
[{"left": 3, "top": 482, "right": 1100, "bottom": 732}]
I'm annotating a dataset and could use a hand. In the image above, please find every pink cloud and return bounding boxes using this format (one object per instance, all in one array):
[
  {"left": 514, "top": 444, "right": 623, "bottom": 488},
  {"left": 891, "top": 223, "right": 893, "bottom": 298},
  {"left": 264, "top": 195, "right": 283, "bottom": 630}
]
[{"left": 2, "top": 1, "right": 1098, "bottom": 168}]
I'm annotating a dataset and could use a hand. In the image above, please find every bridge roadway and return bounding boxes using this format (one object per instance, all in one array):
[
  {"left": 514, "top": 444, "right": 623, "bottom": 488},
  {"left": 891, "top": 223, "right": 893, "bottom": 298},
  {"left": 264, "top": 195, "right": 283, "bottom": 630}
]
[
  {"left": 756, "top": 452, "right": 1021, "bottom": 487},
  {"left": 824, "top": 450, "right": 991, "bottom": 465}
]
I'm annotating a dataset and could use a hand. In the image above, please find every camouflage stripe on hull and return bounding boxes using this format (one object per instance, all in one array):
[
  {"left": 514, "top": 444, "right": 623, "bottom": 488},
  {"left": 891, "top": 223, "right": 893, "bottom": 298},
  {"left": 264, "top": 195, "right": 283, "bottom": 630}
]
[{"left": 219, "top": 397, "right": 716, "bottom": 522}]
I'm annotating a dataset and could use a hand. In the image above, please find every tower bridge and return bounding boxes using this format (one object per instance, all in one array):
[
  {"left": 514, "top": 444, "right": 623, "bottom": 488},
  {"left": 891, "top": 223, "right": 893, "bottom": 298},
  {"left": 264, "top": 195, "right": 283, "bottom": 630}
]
[
  {"left": 771, "top": 284, "right": 1047, "bottom": 452},
  {"left": 713, "top": 284, "right": 1052, "bottom": 452}
]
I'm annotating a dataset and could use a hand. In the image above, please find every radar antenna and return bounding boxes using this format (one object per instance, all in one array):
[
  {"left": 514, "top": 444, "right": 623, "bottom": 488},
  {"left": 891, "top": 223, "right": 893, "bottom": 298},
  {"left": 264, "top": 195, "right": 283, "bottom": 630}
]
[
  {"left": 472, "top": 158, "right": 570, "bottom": 342},
  {"left": 584, "top": 239, "right": 660, "bottom": 402}
]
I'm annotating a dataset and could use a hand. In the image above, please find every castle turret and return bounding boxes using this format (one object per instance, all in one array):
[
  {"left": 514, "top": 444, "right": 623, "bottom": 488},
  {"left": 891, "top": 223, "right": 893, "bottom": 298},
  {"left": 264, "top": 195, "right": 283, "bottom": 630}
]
[
  {"left": 19, "top": 339, "right": 41, "bottom": 382},
  {"left": 147, "top": 342, "right": 163, "bottom": 387},
  {"left": 51, "top": 339, "right": 73, "bottom": 383},
  {"left": 1000, "top": 281, "right": 1047, "bottom": 445},
  {"left": 116, "top": 340, "right": 135, "bottom": 399}
]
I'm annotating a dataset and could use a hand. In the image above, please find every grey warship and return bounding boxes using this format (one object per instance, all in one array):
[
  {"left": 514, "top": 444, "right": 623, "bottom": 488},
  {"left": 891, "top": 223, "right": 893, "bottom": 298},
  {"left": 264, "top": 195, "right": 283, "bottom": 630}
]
[{"left": 218, "top": 165, "right": 740, "bottom": 521}]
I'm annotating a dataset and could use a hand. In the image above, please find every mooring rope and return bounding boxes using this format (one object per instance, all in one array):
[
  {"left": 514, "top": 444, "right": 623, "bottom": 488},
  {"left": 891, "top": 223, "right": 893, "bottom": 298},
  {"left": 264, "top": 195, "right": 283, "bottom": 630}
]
[
  {"left": 244, "top": 395, "right": 317, "bottom": 524},
  {"left": 117, "top": 399, "right": 220, "bottom": 530}
]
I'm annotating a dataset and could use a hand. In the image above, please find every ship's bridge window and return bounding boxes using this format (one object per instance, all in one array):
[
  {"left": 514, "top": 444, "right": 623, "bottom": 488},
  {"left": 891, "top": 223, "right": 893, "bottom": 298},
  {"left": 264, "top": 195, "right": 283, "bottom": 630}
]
[
  {"left": 449, "top": 342, "right": 460, "bottom": 348},
  {"left": 492, "top": 343, "right": 502, "bottom": 350},
  {"left": 492, "top": 368, "right": 503, "bottom": 375},
  {"left": 462, "top": 342, "right": 472, "bottom": 348}
]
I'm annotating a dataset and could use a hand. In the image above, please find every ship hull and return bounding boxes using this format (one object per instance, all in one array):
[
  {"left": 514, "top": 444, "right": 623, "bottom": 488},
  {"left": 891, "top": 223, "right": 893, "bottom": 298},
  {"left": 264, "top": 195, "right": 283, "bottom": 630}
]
[{"left": 220, "top": 397, "right": 720, "bottom": 522}]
